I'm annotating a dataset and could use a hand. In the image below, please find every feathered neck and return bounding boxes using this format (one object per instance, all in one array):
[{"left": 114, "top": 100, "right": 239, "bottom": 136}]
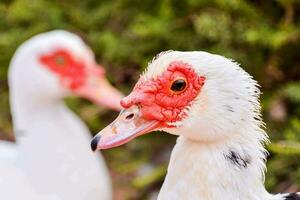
[
  {"left": 157, "top": 123, "right": 286, "bottom": 200},
  {"left": 9, "top": 84, "right": 65, "bottom": 135}
]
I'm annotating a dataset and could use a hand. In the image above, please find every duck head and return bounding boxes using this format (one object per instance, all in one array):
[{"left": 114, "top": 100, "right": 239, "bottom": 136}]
[
  {"left": 9, "top": 30, "right": 123, "bottom": 110},
  {"left": 91, "top": 51, "right": 262, "bottom": 150}
]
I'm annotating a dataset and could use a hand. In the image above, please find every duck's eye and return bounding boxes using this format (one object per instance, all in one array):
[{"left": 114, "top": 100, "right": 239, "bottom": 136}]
[
  {"left": 170, "top": 78, "right": 187, "bottom": 93},
  {"left": 55, "top": 56, "right": 66, "bottom": 66}
]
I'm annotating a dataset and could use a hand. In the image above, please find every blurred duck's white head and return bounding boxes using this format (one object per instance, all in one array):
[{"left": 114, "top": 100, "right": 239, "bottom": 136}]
[
  {"left": 9, "top": 30, "right": 123, "bottom": 110},
  {"left": 91, "top": 51, "right": 266, "bottom": 150}
]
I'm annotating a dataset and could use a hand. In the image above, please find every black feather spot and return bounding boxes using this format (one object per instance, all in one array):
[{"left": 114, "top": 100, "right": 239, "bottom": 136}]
[
  {"left": 285, "top": 193, "right": 300, "bottom": 200},
  {"left": 224, "top": 105, "right": 234, "bottom": 112},
  {"left": 225, "top": 150, "right": 251, "bottom": 168}
]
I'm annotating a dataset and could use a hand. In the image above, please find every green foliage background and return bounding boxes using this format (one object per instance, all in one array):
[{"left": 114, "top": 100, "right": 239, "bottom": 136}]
[{"left": 0, "top": 0, "right": 299, "bottom": 199}]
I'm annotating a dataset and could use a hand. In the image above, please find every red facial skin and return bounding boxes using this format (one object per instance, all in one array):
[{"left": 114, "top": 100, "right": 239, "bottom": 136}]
[
  {"left": 121, "top": 61, "right": 205, "bottom": 127},
  {"left": 39, "top": 49, "right": 104, "bottom": 90}
]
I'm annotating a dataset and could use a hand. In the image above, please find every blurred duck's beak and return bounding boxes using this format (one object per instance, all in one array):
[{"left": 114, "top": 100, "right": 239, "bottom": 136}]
[
  {"left": 91, "top": 105, "right": 161, "bottom": 151},
  {"left": 74, "top": 65, "right": 123, "bottom": 111}
]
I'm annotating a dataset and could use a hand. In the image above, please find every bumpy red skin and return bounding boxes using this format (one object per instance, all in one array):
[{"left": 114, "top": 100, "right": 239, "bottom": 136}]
[
  {"left": 121, "top": 61, "right": 205, "bottom": 127},
  {"left": 39, "top": 49, "right": 104, "bottom": 90}
]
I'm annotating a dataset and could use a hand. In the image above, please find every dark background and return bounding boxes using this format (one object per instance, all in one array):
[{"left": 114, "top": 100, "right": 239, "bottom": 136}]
[{"left": 0, "top": 0, "right": 299, "bottom": 199}]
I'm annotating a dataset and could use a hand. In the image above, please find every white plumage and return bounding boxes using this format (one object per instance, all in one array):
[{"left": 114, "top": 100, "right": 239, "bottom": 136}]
[
  {"left": 152, "top": 51, "right": 299, "bottom": 200},
  {"left": 0, "top": 30, "right": 121, "bottom": 200},
  {"left": 92, "top": 50, "right": 299, "bottom": 200}
]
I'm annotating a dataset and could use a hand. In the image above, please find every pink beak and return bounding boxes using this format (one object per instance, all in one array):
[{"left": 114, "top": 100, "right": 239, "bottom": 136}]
[
  {"left": 91, "top": 105, "right": 161, "bottom": 150},
  {"left": 73, "top": 65, "right": 124, "bottom": 111}
]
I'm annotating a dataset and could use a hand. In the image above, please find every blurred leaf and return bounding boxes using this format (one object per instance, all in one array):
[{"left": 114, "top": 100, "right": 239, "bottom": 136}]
[
  {"left": 133, "top": 165, "right": 167, "bottom": 189},
  {"left": 283, "top": 83, "right": 300, "bottom": 102},
  {"left": 268, "top": 141, "right": 300, "bottom": 155}
]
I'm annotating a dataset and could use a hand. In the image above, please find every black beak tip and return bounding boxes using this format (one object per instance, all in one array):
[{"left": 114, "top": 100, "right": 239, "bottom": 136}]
[{"left": 91, "top": 135, "right": 101, "bottom": 152}]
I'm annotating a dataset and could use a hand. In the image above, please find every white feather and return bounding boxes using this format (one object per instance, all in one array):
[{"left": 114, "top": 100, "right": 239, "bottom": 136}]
[
  {"left": 142, "top": 51, "right": 292, "bottom": 200},
  {"left": 0, "top": 30, "right": 112, "bottom": 200}
]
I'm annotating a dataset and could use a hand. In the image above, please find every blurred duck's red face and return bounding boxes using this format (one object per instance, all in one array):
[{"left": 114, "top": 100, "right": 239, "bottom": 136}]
[
  {"left": 91, "top": 61, "right": 205, "bottom": 150},
  {"left": 40, "top": 49, "right": 104, "bottom": 90},
  {"left": 39, "top": 49, "right": 123, "bottom": 110}
]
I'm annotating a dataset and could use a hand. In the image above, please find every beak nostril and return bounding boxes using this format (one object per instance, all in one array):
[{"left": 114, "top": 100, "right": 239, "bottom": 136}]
[
  {"left": 125, "top": 113, "right": 135, "bottom": 121},
  {"left": 121, "top": 105, "right": 140, "bottom": 122}
]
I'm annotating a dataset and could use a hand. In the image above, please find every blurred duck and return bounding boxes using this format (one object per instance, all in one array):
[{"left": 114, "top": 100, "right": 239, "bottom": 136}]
[
  {"left": 91, "top": 51, "right": 300, "bottom": 200},
  {"left": 0, "top": 30, "right": 123, "bottom": 200}
]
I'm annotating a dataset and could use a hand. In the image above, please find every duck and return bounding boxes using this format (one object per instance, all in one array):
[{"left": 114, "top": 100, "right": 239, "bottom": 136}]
[
  {"left": 91, "top": 51, "right": 300, "bottom": 200},
  {"left": 0, "top": 30, "right": 123, "bottom": 200}
]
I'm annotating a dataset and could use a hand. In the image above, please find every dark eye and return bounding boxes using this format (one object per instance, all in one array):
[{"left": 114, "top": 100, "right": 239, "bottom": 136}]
[
  {"left": 170, "top": 78, "right": 187, "bottom": 93},
  {"left": 55, "top": 56, "right": 66, "bottom": 66}
]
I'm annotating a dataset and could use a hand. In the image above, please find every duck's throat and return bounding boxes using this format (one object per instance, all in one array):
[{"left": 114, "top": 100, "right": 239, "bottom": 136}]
[{"left": 157, "top": 136, "right": 272, "bottom": 200}]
